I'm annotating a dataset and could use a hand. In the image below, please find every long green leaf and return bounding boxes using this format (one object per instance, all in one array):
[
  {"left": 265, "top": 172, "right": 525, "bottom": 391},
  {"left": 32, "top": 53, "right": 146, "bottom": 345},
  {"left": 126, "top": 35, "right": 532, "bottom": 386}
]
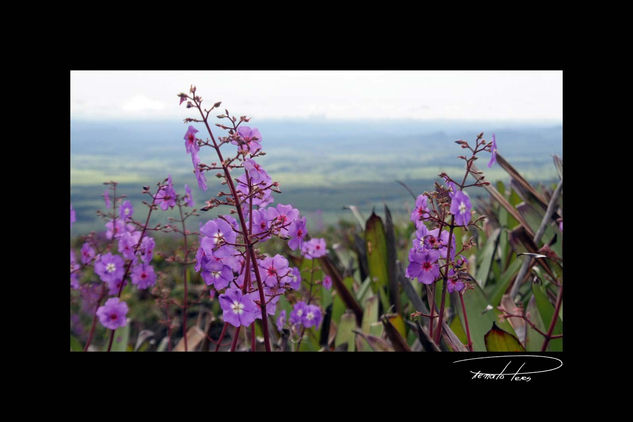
[
  {"left": 334, "top": 311, "right": 357, "bottom": 352},
  {"left": 365, "top": 212, "right": 391, "bottom": 312}
]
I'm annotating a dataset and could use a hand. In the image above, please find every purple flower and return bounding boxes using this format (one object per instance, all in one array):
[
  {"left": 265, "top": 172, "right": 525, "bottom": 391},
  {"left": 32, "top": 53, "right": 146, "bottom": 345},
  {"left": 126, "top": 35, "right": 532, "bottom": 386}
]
[
  {"left": 131, "top": 262, "right": 156, "bottom": 290},
  {"left": 219, "top": 287, "right": 259, "bottom": 327},
  {"left": 251, "top": 208, "right": 273, "bottom": 241},
  {"left": 303, "top": 304, "right": 322, "bottom": 328},
  {"left": 488, "top": 134, "right": 498, "bottom": 168},
  {"left": 447, "top": 276, "right": 465, "bottom": 293},
  {"left": 410, "top": 194, "right": 430, "bottom": 228},
  {"left": 119, "top": 200, "right": 133, "bottom": 220},
  {"left": 201, "top": 260, "right": 233, "bottom": 290},
  {"left": 412, "top": 224, "right": 429, "bottom": 252},
  {"left": 118, "top": 230, "right": 141, "bottom": 260},
  {"left": 96, "top": 297, "right": 129, "bottom": 330},
  {"left": 191, "top": 150, "right": 208, "bottom": 192},
  {"left": 184, "top": 184, "right": 194, "bottom": 207},
  {"left": 289, "top": 301, "right": 322, "bottom": 328},
  {"left": 71, "top": 250, "right": 80, "bottom": 289},
  {"left": 406, "top": 249, "right": 440, "bottom": 285},
  {"left": 424, "top": 227, "right": 456, "bottom": 260},
  {"left": 322, "top": 275, "right": 332, "bottom": 290},
  {"left": 235, "top": 126, "right": 262, "bottom": 155},
  {"left": 236, "top": 174, "right": 274, "bottom": 209},
  {"left": 155, "top": 175, "right": 177, "bottom": 210},
  {"left": 259, "top": 254, "right": 289, "bottom": 288},
  {"left": 200, "top": 218, "right": 237, "bottom": 257},
  {"left": 80, "top": 242, "right": 96, "bottom": 265},
  {"left": 287, "top": 267, "right": 302, "bottom": 290},
  {"left": 105, "top": 219, "right": 135, "bottom": 240},
  {"left": 104, "top": 189, "right": 111, "bottom": 209},
  {"left": 450, "top": 189, "right": 472, "bottom": 227},
  {"left": 301, "top": 238, "right": 327, "bottom": 259},
  {"left": 184, "top": 125, "right": 199, "bottom": 155},
  {"left": 276, "top": 310, "right": 286, "bottom": 331},
  {"left": 243, "top": 158, "right": 270, "bottom": 184},
  {"left": 287, "top": 217, "right": 308, "bottom": 251},
  {"left": 290, "top": 301, "right": 308, "bottom": 326},
  {"left": 269, "top": 204, "right": 300, "bottom": 237},
  {"left": 94, "top": 253, "right": 125, "bottom": 285},
  {"left": 138, "top": 236, "right": 155, "bottom": 264},
  {"left": 248, "top": 288, "right": 279, "bottom": 318},
  {"left": 71, "top": 204, "right": 76, "bottom": 226}
]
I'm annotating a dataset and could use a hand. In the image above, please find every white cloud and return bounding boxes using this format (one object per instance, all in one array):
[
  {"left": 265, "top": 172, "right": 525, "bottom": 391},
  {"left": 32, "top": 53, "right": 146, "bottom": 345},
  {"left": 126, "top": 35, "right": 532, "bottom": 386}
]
[{"left": 70, "top": 70, "right": 562, "bottom": 121}]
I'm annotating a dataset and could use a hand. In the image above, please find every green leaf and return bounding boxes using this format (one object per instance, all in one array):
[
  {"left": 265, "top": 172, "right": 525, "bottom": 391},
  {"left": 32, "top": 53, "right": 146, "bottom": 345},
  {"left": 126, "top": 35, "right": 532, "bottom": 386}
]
[
  {"left": 361, "top": 295, "right": 379, "bottom": 335},
  {"left": 525, "top": 294, "right": 546, "bottom": 352},
  {"left": 454, "top": 284, "right": 496, "bottom": 352},
  {"left": 365, "top": 212, "right": 390, "bottom": 311},
  {"left": 532, "top": 283, "right": 562, "bottom": 351},
  {"left": 332, "top": 276, "right": 356, "bottom": 326},
  {"left": 70, "top": 335, "right": 82, "bottom": 352},
  {"left": 489, "top": 255, "right": 523, "bottom": 307},
  {"left": 484, "top": 322, "right": 526, "bottom": 352},
  {"left": 475, "top": 228, "right": 500, "bottom": 288},
  {"left": 334, "top": 311, "right": 358, "bottom": 352},
  {"left": 449, "top": 315, "right": 468, "bottom": 346},
  {"left": 110, "top": 322, "right": 131, "bottom": 352}
]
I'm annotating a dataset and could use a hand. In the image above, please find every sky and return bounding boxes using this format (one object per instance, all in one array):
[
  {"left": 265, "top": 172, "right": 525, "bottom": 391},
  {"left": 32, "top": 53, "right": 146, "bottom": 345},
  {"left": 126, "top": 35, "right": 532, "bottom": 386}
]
[{"left": 70, "top": 70, "right": 562, "bottom": 122}]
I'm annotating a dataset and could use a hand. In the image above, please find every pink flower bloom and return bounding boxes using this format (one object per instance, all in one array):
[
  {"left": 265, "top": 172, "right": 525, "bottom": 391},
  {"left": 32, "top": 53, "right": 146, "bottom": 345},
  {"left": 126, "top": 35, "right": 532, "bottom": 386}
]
[{"left": 96, "top": 298, "right": 129, "bottom": 330}]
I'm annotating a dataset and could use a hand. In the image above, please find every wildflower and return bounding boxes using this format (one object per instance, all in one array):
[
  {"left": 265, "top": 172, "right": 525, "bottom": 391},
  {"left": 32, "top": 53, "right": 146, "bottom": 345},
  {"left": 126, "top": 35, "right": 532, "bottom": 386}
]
[
  {"left": 119, "top": 200, "right": 133, "bottom": 220},
  {"left": 488, "top": 134, "right": 498, "bottom": 168},
  {"left": 259, "top": 254, "right": 290, "bottom": 288},
  {"left": 287, "top": 217, "right": 308, "bottom": 251},
  {"left": 410, "top": 194, "right": 430, "bottom": 228},
  {"left": 219, "top": 287, "right": 259, "bottom": 327},
  {"left": 96, "top": 298, "right": 129, "bottom": 330},
  {"left": 406, "top": 249, "right": 440, "bottom": 285},
  {"left": 94, "top": 253, "right": 125, "bottom": 285},
  {"left": 243, "top": 158, "right": 270, "bottom": 184},
  {"left": 131, "top": 262, "right": 156, "bottom": 290},
  {"left": 71, "top": 250, "right": 80, "bottom": 289},
  {"left": 235, "top": 126, "right": 262, "bottom": 154},
  {"left": 290, "top": 301, "right": 308, "bottom": 326},
  {"left": 322, "top": 275, "right": 332, "bottom": 290},
  {"left": 450, "top": 189, "right": 472, "bottom": 227},
  {"left": 184, "top": 184, "right": 194, "bottom": 207},
  {"left": 269, "top": 204, "right": 300, "bottom": 237},
  {"left": 138, "top": 236, "right": 155, "bottom": 265},
  {"left": 447, "top": 276, "right": 465, "bottom": 293},
  {"left": 155, "top": 175, "right": 177, "bottom": 210},
  {"left": 184, "top": 125, "right": 199, "bottom": 155},
  {"left": 201, "top": 260, "right": 233, "bottom": 290},
  {"left": 286, "top": 267, "right": 302, "bottom": 290},
  {"left": 80, "top": 242, "right": 96, "bottom": 265},
  {"left": 303, "top": 304, "right": 322, "bottom": 328},
  {"left": 276, "top": 310, "right": 286, "bottom": 331},
  {"left": 302, "top": 238, "right": 327, "bottom": 259},
  {"left": 118, "top": 230, "right": 141, "bottom": 260}
]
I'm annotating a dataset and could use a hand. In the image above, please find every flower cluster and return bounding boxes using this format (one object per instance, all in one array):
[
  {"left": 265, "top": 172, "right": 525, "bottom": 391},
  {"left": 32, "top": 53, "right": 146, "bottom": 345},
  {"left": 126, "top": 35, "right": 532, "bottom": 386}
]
[
  {"left": 406, "top": 133, "right": 498, "bottom": 293},
  {"left": 178, "top": 88, "right": 327, "bottom": 338}
]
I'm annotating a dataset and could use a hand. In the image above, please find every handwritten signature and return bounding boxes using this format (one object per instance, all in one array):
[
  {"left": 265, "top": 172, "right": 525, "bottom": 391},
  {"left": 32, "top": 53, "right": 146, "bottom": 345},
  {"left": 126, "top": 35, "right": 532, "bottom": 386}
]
[{"left": 452, "top": 355, "right": 563, "bottom": 382}]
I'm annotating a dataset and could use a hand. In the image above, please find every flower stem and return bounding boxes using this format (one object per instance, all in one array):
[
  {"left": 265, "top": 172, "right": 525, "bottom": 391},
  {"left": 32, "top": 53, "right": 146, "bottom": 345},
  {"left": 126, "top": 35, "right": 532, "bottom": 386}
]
[
  {"left": 178, "top": 203, "right": 189, "bottom": 352},
  {"left": 83, "top": 284, "right": 107, "bottom": 351},
  {"left": 195, "top": 102, "right": 271, "bottom": 351},
  {"left": 540, "top": 283, "right": 563, "bottom": 352},
  {"left": 459, "top": 291, "right": 473, "bottom": 351}
]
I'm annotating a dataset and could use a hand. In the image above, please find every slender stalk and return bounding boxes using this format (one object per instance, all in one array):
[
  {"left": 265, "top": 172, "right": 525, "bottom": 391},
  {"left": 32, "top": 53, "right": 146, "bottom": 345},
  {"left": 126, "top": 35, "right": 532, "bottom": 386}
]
[
  {"left": 459, "top": 291, "right": 473, "bottom": 351},
  {"left": 83, "top": 284, "right": 107, "bottom": 351},
  {"left": 541, "top": 283, "right": 563, "bottom": 352},
  {"left": 215, "top": 322, "right": 228, "bottom": 352},
  {"left": 194, "top": 101, "right": 271, "bottom": 351},
  {"left": 178, "top": 203, "right": 189, "bottom": 352},
  {"left": 230, "top": 326, "right": 241, "bottom": 352},
  {"left": 434, "top": 215, "right": 455, "bottom": 344}
]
